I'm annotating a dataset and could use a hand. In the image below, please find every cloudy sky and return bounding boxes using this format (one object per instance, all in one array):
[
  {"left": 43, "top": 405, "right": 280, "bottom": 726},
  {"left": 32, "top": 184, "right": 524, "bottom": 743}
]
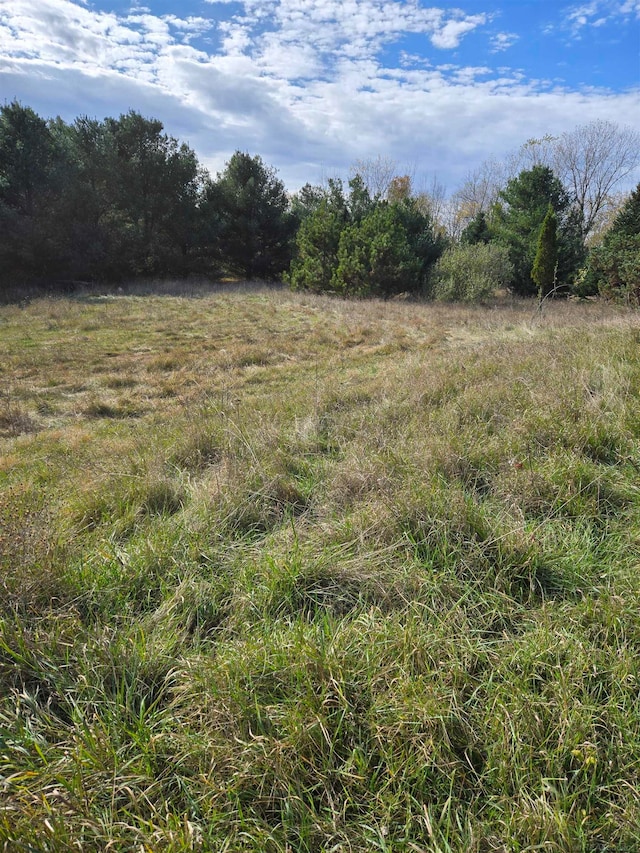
[{"left": 1, "top": 0, "right": 639, "bottom": 192}]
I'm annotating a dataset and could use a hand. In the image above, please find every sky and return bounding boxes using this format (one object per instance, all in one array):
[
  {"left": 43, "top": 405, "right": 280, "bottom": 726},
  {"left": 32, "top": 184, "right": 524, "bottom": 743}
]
[{"left": 0, "top": 0, "right": 639, "bottom": 193}]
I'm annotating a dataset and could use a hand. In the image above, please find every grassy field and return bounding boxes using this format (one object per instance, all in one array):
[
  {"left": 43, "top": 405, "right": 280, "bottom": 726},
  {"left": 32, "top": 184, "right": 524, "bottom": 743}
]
[{"left": 1, "top": 284, "right": 640, "bottom": 851}]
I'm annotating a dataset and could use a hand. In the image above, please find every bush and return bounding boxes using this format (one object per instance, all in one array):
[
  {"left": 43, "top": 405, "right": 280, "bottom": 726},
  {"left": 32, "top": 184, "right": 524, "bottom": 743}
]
[{"left": 431, "top": 242, "right": 514, "bottom": 302}]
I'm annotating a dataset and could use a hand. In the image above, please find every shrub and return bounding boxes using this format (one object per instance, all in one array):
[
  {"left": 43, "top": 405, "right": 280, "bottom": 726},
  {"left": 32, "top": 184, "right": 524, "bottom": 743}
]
[{"left": 431, "top": 242, "right": 514, "bottom": 302}]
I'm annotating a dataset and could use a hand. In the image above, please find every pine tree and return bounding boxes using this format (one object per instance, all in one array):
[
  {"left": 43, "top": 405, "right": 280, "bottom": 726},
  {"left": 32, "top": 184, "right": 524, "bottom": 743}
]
[
  {"left": 492, "top": 165, "right": 584, "bottom": 295},
  {"left": 460, "top": 210, "right": 491, "bottom": 245},
  {"left": 288, "top": 199, "right": 345, "bottom": 292},
  {"left": 532, "top": 204, "right": 558, "bottom": 297},
  {"left": 331, "top": 203, "right": 423, "bottom": 297},
  {"left": 588, "top": 183, "right": 640, "bottom": 302},
  {"left": 207, "top": 151, "right": 294, "bottom": 279}
]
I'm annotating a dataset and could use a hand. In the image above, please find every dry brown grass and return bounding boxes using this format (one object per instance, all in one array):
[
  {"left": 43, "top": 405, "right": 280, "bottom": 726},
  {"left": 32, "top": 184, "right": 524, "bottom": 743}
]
[{"left": 2, "top": 284, "right": 640, "bottom": 851}]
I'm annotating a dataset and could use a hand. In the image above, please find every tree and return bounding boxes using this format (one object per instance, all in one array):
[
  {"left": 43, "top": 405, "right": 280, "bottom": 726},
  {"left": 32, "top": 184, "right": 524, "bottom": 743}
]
[
  {"left": 460, "top": 210, "right": 491, "bottom": 245},
  {"left": 347, "top": 174, "right": 375, "bottom": 223},
  {"left": 517, "top": 134, "right": 559, "bottom": 170},
  {"left": 532, "top": 205, "right": 558, "bottom": 297},
  {"left": 288, "top": 186, "right": 348, "bottom": 292},
  {"left": 104, "top": 111, "right": 202, "bottom": 275},
  {"left": 349, "top": 155, "right": 397, "bottom": 199},
  {"left": 450, "top": 157, "right": 509, "bottom": 236},
  {"left": 289, "top": 182, "right": 326, "bottom": 225},
  {"left": 46, "top": 116, "right": 121, "bottom": 280},
  {"left": 0, "top": 101, "right": 63, "bottom": 282},
  {"left": 207, "top": 151, "right": 294, "bottom": 279},
  {"left": 0, "top": 102, "right": 56, "bottom": 217},
  {"left": 332, "top": 203, "right": 422, "bottom": 297},
  {"left": 288, "top": 180, "right": 446, "bottom": 296},
  {"left": 413, "top": 175, "right": 448, "bottom": 234},
  {"left": 387, "top": 175, "right": 412, "bottom": 204},
  {"left": 587, "top": 183, "right": 640, "bottom": 303},
  {"left": 159, "top": 142, "right": 202, "bottom": 271},
  {"left": 492, "top": 165, "right": 584, "bottom": 295},
  {"left": 553, "top": 120, "right": 640, "bottom": 239},
  {"left": 394, "top": 197, "right": 447, "bottom": 279}
]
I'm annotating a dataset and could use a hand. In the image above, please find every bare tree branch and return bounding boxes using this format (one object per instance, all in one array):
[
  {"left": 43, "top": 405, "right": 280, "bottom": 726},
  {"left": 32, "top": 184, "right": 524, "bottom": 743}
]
[
  {"left": 449, "top": 157, "right": 509, "bottom": 233},
  {"left": 553, "top": 120, "right": 640, "bottom": 237},
  {"left": 349, "top": 155, "right": 398, "bottom": 199}
]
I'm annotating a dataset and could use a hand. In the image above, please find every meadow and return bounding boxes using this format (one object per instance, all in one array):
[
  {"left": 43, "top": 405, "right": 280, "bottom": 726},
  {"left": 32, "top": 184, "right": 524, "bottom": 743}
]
[{"left": 1, "top": 284, "right": 640, "bottom": 851}]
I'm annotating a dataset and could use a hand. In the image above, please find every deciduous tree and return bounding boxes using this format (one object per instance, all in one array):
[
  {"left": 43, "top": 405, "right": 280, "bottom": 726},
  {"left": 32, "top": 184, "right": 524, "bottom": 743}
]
[
  {"left": 553, "top": 120, "right": 640, "bottom": 238},
  {"left": 349, "top": 155, "right": 397, "bottom": 200}
]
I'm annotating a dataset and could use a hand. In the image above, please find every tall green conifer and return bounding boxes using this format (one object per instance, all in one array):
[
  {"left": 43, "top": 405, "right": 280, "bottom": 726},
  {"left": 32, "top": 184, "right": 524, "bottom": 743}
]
[{"left": 532, "top": 204, "right": 558, "bottom": 297}]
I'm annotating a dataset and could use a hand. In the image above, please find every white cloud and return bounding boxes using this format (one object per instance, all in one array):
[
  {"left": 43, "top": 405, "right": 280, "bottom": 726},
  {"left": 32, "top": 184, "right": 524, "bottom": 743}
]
[
  {"left": 430, "top": 16, "right": 486, "bottom": 49},
  {"left": 0, "top": 0, "right": 638, "bottom": 192},
  {"left": 619, "top": 0, "right": 640, "bottom": 15},
  {"left": 209, "top": 1, "right": 488, "bottom": 64},
  {"left": 564, "top": 0, "right": 640, "bottom": 31},
  {"left": 490, "top": 32, "right": 519, "bottom": 52}
]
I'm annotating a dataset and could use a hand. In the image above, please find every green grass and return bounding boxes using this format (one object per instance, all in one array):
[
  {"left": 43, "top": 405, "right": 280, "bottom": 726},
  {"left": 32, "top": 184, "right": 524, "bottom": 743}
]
[{"left": 1, "top": 285, "right": 640, "bottom": 850}]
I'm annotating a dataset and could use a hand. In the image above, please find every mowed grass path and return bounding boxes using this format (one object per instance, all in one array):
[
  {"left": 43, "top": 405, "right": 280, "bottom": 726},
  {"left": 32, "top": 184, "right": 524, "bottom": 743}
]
[{"left": 1, "top": 286, "right": 640, "bottom": 851}]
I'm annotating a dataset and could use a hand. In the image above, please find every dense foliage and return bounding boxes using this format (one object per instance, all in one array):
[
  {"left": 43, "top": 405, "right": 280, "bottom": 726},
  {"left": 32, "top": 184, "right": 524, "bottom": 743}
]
[
  {"left": 0, "top": 103, "right": 293, "bottom": 288},
  {"left": 586, "top": 183, "right": 640, "bottom": 303},
  {"left": 287, "top": 180, "right": 349, "bottom": 292},
  {"left": 491, "top": 166, "right": 585, "bottom": 296},
  {"left": 289, "top": 179, "right": 445, "bottom": 297},
  {"left": 431, "top": 242, "right": 514, "bottom": 302},
  {"left": 201, "top": 151, "right": 295, "bottom": 279},
  {"left": 0, "top": 101, "right": 637, "bottom": 302}
]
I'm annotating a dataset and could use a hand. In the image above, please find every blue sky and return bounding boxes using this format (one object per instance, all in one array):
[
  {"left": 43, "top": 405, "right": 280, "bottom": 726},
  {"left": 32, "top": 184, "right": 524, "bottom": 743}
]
[{"left": 0, "top": 0, "right": 638, "bottom": 192}]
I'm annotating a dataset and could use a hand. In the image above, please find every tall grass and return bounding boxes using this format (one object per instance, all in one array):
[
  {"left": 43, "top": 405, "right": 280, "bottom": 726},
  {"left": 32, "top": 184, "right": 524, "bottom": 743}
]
[{"left": 1, "top": 285, "right": 640, "bottom": 850}]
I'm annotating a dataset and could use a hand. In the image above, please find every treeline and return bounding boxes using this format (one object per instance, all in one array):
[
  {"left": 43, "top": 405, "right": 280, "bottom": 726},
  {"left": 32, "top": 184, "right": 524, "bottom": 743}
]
[
  {"left": 290, "top": 166, "right": 587, "bottom": 301},
  {"left": 1, "top": 101, "right": 638, "bottom": 302},
  {"left": 0, "top": 102, "right": 294, "bottom": 286}
]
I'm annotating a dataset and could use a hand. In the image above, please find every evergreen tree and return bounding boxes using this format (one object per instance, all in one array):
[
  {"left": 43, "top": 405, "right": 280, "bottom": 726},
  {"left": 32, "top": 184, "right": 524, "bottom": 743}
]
[
  {"left": 460, "top": 210, "right": 491, "bottom": 245},
  {"left": 332, "top": 203, "right": 421, "bottom": 297},
  {"left": 288, "top": 183, "right": 347, "bottom": 292},
  {"left": 587, "top": 183, "right": 640, "bottom": 303},
  {"left": 493, "top": 165, "right": 584, "bottom": 295},
  {"left": 347, "top": 174, "right": 375, "bottom": 223},
  {"left": 208, "top": 151, "right": 294, "bottom": 279},
  {"left": 532, "top": 204, "right": 558, "bottom": 297},
  {"left": 394, "top": 197, "right": 447, "bottom": 284},
  {"left": 289, "top": 182, "right": 326, "bottom": 226},
  {"left": 0, "top": 101, "right": 64, "bottom": 283},
  {"left": 105, "top": 111, "right": 202, "bottom": 275},
  {"left": 51, "top": 116, "right": 119, "bottom": 279}
]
